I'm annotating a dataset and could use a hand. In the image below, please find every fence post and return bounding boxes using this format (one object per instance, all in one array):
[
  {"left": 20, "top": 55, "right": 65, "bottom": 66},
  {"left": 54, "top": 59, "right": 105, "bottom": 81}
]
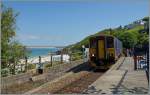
[
  {"left": 39, "top": 56, "right": 41, "bottom": 63},
  {"left": 37, "top": 56, "right": 43, "bottom": 74},
  {"left": 51, "top": 54, "right": 53, "bottom": 66},
  {"left": 21, "top": 64, "right": 22, "bottom": 72},
  {"left": 61, "top": 51, "right": 63, "bottom": 64},
  {"left": 25, "top": 56, "right": 28, "bottom": 72},
  {"left": 13, "top": 57, "right": 16, "bottom": 75},
  {"left": 70, "top": 53, "right": 71, "bottom": 64}
]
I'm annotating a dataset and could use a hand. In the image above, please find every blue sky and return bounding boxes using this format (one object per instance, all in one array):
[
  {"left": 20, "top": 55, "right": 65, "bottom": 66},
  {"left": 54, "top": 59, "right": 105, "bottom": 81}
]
[{"left": 3, "top": 0, "right": 149, "bottom": 46}]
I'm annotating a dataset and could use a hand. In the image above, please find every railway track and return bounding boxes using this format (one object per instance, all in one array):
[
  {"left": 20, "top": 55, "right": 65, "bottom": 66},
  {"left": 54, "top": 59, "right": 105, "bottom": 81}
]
[
  {"left": 52, "top": 58, "right": 125, "bottom": 94},
  {"left": 33, "top": 63, "right": 106, "bottom": 94},
  {"left": 2, "top": 60, "right": 107, "bottom": 94},
  {"left": 26, "top": 62, "right": 106, "bottom": 94},
  {"left": 54, "top": 70, "right": 104, "bottom": 94},
  {"left": 28, "top": 57, "right": 124, "bottom": 94},
  {"left": 1, "top": 60, "right": 83, "bottom": 94}
]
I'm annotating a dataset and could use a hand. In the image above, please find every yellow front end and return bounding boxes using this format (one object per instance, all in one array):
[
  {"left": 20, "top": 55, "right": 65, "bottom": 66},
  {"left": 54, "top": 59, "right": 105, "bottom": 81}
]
[
  {"left": 107, "top": 48, "right": 115, "bottom": 57},
  {"left": 107, "top": 48, "right": 115, "bottom": 63}
]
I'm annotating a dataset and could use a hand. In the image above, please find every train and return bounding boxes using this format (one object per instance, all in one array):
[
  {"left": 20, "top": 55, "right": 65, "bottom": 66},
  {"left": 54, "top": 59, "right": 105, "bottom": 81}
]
[{"left": 88, "top": 35, "right": 122, "bottom": 69}]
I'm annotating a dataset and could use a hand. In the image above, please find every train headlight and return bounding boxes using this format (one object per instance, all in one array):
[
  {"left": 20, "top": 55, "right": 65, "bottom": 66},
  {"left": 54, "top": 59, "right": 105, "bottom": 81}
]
[{"left": 92, "top": 54, "right": 95, "bottom": 57}]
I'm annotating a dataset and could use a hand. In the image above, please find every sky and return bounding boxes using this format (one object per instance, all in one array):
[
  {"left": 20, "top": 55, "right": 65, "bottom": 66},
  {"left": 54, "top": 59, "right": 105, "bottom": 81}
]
[{"left": 3, "top": 0, "right": 149, "bottom": 46}]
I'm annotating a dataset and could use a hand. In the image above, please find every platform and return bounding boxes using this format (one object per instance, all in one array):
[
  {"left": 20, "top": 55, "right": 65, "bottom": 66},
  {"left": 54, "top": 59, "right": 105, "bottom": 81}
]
[
  {"left": 84, "top": 57, "right": 148, "bottom": 94},
  {"left": 117, "top": 57, "right": 148, "bottom": 94}
]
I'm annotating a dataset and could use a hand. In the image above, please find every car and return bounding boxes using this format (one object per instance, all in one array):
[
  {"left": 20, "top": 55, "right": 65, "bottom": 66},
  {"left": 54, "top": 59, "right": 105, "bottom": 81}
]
[{"left": 139, "top": 60, "right": 147, "bottom": 69}]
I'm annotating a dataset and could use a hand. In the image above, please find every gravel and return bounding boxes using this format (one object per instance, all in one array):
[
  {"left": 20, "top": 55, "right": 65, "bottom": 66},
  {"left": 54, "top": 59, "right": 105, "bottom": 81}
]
[{"left": 1, "top": 60, "right": 83, "bottom": 94}]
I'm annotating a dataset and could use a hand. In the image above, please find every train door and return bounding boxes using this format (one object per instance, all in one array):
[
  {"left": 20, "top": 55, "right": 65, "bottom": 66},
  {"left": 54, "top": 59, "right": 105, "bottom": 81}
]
[{"left": 98, "top": 40, "right": 105, "bottom": 59}]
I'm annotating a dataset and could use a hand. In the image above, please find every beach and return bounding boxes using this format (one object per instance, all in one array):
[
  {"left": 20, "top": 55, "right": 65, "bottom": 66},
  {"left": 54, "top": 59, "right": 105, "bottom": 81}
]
[{"left": 20, "top": 54, "right": 70, "bottom": 64}]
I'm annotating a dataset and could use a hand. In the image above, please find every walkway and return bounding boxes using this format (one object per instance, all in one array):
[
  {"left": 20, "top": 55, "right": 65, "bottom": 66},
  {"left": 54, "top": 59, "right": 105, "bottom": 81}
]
[
  {"left": 84, "top": 57, "right": 149, "bottom": 94},
  {"left": 117, "top": 57, "right": 148, "bottom": 94}
]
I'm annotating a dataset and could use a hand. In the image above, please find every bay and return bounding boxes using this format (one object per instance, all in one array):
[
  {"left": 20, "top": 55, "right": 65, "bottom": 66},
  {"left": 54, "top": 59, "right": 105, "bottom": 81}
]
[{"left": 27, "top": 48, "right": 60, "bottom": 58}]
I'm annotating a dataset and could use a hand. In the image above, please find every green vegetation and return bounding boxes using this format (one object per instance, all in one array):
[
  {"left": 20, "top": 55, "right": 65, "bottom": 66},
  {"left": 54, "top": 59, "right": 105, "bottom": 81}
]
[
  {"left": 71, "top": 51, "right": 82, "bottom": 61},
  {"left": 44, "top": 63, "right": 52, "bottom": 68},
  {"left": 44, "top": 61, "right": 64, "bottom": 69},
  {"left": 27, "top": 64, "right": 36, "bottom": 70},
  {"left": 66, "top": 17, "right": 149, "bottom": 58},
  {"left": 117, "top": 31, "right": 137, "bottom": 48},
  {"left": 1, "top": 68, "right": 10, "bottom": 77},
  {"left": 1, "top": 5, "right": 28, "bottom": 76}
]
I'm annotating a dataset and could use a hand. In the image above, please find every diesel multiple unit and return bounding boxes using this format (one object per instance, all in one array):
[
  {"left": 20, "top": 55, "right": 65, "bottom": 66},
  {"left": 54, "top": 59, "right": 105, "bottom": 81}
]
[{"left": 89, "top": 35, "right": 122, "bottom": 69}]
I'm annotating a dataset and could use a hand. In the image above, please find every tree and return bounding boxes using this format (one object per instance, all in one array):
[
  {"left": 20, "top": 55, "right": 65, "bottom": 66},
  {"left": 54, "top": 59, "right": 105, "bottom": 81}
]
[
  {"left": 142, "top": 17, "right": 149, "bottom": 34},
  {"left": 136, "top": 32, "right": 149, "bottom": 48},
  {"left": 1, "top": 5, "right": 17, "bottom": 68},
  {"left": 1, "top": 5, "right": 28, "bottom": 75},
  {"left": 118, "top": 32, "right": 137, "bottom": 49}
]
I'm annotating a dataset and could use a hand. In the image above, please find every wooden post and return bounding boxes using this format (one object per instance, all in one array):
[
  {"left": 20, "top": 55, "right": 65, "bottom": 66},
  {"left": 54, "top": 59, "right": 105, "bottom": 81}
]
[
  {"left": 25, "top": 56, "right": 28, "bottom": 72},
  {"left": 38, "top": 56, "right": 43, "bottom": 74},
  {"left": 61, "top": 51, "right": 63, "bottom": 64},
  {"left": 39, "top": 56, "right": 41, "bottom": 63},
  {"left": 13, "top": 57, "right": 16, "bottom": 75},
  {"left": 70, "top": 53, "right": 71, "bottom": 64},
  {"left": 21, "top": 64, "right": 22, "bottom": 72},
  {"left": 51, "top": 54, "right": 53, "bottom": 66}
]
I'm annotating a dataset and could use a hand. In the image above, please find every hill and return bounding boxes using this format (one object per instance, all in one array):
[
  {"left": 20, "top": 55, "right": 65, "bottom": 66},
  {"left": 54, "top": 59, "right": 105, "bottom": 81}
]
[{"left": 64, "top": 17, "right": 149, "bottom": 60}]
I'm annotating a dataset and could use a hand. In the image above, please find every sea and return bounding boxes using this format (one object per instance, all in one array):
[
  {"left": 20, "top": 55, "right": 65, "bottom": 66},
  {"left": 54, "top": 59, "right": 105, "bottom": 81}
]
[{"left": 27, "top": 48, "right": 61, "bottom": 58}]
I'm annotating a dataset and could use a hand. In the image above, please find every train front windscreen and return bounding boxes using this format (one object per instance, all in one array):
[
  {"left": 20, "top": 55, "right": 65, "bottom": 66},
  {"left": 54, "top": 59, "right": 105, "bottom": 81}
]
[{"left": 107, "top": 37, "right": 114, "bottom": 48}]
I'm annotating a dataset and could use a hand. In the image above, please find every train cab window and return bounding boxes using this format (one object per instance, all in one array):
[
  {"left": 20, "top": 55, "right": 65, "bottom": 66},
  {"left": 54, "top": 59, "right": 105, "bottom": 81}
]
[
  {"left": 90, "top": 39, "right": 97, "bottom": 48},
  {"left": 107, "top": 37, "right": 114, "bottom": 48}
]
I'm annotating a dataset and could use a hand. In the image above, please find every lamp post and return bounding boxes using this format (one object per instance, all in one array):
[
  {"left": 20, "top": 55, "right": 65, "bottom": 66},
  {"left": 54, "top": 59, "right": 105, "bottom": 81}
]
[{"left": 82, "top": 45, "right": 85, "bottom": 63}]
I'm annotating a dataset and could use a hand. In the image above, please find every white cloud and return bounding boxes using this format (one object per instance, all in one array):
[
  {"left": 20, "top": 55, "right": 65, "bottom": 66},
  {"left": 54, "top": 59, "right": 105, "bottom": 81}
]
[
  {"left": 16, "top": 34, "right": 64, "bottom": 41},
  {"left": 28, "top": 35, "right": 39, "bottom": 39}
]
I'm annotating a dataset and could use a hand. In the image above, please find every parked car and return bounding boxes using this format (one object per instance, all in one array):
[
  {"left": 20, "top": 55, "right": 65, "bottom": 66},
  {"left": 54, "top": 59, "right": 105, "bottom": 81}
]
[{"left": 139, "top": 60, "right": 147, "bottom": 69}]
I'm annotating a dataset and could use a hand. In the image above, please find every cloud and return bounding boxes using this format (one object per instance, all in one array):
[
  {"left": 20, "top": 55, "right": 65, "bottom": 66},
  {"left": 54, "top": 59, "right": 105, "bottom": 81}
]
[
  {"left": 16, "top": 34, "right": 64, "bottom": 41},
  {"left": 27, "top": 35, "right": 39, "bottom": 39}
]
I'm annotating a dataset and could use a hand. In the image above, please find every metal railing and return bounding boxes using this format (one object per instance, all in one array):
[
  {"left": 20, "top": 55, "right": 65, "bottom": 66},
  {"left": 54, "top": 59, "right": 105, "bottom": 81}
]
[{"left": 133, "top": 48, "right": 149, "bottom": 83}]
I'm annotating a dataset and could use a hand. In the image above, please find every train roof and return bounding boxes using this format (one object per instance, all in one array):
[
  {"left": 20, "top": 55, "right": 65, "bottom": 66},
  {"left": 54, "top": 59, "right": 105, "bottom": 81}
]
[
  {"left": 90, "top": 34, "right": 115, "bottom": 39},
  {"left": 89, "top": 34, "right": 121, "bottom": 41}
]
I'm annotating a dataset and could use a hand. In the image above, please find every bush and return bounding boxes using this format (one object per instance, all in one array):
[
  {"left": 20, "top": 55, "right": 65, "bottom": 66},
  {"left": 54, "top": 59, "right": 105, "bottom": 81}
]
[
  {"left": 44, "top": 63, "right": 52, "bottom": 68},
  {"left": 118, "top": 31, "right": 137, "bottom": 48},
  {"left": 71, "top": 51, "right": 82, "bottom": 61},
  {"left": 1, "top": 68, "right": 10, "bottom": 77},
  {"left": 27, "top": 64, "right": 36, "bottom": 70}
]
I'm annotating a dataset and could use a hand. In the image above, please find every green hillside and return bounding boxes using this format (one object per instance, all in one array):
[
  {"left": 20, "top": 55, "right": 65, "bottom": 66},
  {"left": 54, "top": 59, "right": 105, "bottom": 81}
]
[
  {"left": 65, "top": 17, "right": 149, "bottom": 60},
  {"left": 66, "top": 29, "right": 111, "bottom": 51}
]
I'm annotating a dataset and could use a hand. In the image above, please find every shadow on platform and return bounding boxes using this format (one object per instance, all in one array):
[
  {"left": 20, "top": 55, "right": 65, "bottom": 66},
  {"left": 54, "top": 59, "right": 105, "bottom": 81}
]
[{"left": 111, "top": 84, "right": 148, "bottom": 94}]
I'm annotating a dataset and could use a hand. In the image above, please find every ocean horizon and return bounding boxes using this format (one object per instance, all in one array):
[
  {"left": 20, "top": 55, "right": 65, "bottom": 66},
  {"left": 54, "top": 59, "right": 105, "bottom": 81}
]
[{"left": 27, "top": 47, "right": 61, "bottom": 58}]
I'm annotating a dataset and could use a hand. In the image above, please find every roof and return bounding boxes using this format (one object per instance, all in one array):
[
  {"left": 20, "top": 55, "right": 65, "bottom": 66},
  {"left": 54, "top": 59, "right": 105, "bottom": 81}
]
[{"left": 90, "top": 34, "right": 114, "bottom": 39}]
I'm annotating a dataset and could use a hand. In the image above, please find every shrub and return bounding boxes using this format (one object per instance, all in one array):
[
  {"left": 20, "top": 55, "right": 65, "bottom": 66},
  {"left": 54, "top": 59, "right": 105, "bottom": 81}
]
[
  {"left": 1, "top": 68, "right": 10, "bottom": 77},
  {"left": 44, "top": 63, "right": 52, "bottom": 68},
  {"left": 27, "top": 64, "right": 36, "bottom": 70}
]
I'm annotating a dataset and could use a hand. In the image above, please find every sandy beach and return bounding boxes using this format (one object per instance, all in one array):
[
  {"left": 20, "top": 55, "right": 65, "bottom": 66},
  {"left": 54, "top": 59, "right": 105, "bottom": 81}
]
[{"left": 20, "top": 54, "right": 70, "bottom": 64}]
